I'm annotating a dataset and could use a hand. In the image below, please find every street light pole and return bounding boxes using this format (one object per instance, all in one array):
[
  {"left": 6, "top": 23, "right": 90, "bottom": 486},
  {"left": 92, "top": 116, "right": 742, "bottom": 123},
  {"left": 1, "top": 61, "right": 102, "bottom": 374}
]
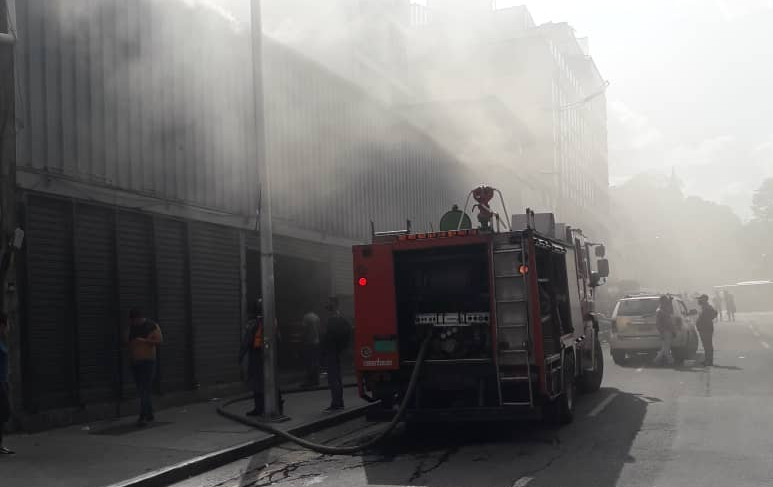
[{"left": 249, "top": 0, "right": 281, "bottom": 420}]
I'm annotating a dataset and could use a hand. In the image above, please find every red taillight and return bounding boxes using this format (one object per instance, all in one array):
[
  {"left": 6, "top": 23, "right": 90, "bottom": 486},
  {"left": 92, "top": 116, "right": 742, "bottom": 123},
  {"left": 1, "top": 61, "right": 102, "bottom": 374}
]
[
  {"left": 358, "top": 277, "right": 368, "bottom": 287},
  {"left": 518, "top": 265, "right": 529, "bottom": 275}
]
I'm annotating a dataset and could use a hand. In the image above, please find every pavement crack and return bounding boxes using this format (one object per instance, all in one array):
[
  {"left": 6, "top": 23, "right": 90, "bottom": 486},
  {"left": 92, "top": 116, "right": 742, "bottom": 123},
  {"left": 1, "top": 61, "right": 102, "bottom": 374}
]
[
  {"left": 246, "top": 452, "right": 338, "bottom": 487},
  {"left": 407, "top": 446, "right": 460, "bottom": 483},
  {"left": 509, "top": 445, "right": 565, "bottom": 485}
]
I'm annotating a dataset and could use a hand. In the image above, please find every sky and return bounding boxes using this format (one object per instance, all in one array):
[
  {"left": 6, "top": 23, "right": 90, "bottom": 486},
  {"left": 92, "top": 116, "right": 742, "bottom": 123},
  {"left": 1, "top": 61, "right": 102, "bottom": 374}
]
[
  {"left": 515, "top": 0, "right": 773, "bottom": 219},
  {"left": 211, "top": 0, "right": 773, "bottom": 219}
]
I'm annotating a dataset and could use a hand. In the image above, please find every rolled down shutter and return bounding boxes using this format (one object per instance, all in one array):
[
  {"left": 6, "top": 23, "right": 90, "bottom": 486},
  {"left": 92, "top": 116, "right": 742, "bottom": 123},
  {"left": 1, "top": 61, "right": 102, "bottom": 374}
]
[
  {"left": 116, "top": 211, "right": 156, "bottom": 396},
  {"left": 190, "top": 223, "right": 241, "bottom": 386},
  {"left": 154, "top": 218, "right": 191, "bottom": 391},
  {"left": 23, "top": 195, "right": 77, "bottom": 411},
  {"left": 74, "top": 204, "right": 119, "bottom": 404}
]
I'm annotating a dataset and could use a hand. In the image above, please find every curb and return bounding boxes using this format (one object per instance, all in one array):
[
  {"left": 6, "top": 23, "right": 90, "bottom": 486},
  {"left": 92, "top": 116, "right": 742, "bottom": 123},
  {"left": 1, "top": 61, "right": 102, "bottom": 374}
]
[{"left": 105, "top": 403, "right": 373, "bottom": 487}]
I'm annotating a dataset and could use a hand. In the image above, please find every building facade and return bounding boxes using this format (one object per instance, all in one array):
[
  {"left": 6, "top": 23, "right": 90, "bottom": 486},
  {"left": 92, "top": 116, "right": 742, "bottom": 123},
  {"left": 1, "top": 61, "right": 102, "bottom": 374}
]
[
  {"left": 1, "top": 0, "right": 476, "bottom": 425},
  {"left": 399, "top": 1, "right": 610, "bottom": 237}
]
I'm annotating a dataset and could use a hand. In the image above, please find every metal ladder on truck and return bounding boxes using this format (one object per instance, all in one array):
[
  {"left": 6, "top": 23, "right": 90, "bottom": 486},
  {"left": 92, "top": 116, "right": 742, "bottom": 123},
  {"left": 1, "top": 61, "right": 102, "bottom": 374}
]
[{"left": 492, "top": 235, "right": 534, "bottom": 407}]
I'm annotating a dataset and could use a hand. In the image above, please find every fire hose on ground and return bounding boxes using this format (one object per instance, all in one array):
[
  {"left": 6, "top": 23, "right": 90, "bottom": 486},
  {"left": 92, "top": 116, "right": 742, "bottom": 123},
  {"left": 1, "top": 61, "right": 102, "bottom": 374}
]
[{"left": 216, "top": 333, "right": 433, "bottom": 455}]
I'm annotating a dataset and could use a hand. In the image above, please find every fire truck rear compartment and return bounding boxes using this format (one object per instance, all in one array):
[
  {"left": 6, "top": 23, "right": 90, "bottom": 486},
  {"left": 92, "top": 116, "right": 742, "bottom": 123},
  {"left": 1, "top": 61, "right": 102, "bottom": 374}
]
[{"left": 392, "top": 244, "right": 501, "bottom": 408}]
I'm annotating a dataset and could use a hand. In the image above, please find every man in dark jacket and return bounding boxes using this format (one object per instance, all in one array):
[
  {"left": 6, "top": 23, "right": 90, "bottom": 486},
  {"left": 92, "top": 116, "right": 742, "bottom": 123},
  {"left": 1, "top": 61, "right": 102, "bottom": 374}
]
[
  {"left": 697, "top": 294, "right": 718, "bottom": 366},
  {"left": 323, "top": 297, "right": 350, "bottom": 411}
]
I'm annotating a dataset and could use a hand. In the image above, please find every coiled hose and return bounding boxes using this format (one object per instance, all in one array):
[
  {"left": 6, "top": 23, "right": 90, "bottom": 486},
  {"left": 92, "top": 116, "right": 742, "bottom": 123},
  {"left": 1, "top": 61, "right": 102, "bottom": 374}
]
[{"left": 216, "top": 334, "right": 432, "bottom": 455}]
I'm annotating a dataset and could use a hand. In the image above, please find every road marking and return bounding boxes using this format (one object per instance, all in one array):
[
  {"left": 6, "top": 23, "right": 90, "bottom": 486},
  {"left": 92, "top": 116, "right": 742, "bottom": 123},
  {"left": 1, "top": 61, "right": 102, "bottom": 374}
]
[
  {"left": 512, "top": 477, "right": 534, "bottom": 487},
  {"left": 588, "top": 392, "right": 619, "bottom": 417},
  {"left": 635, "top": 367, "right": 643, "bottom": 372},
  {"left": 762, "top": 341, "right": 770, "bottom": 349},
  {"left": 303, "top": 476, "right": 327, "bottom": 486}
]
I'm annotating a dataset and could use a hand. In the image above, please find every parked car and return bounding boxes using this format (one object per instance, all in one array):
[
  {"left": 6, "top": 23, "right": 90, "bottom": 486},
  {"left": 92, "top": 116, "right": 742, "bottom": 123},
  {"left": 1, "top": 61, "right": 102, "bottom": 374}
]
[{"left": 609, "top": 294, "right": 699, "bottom": 365}]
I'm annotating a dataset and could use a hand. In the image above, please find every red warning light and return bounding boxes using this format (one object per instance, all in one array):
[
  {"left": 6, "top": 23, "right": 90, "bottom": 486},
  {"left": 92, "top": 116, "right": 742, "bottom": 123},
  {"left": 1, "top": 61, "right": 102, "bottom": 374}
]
[
  {"left": 518, "top": 265, "right": 529, "bottom": 275},
  {"left": 358, "top": 277, "right": 368, "bottom": 287}
]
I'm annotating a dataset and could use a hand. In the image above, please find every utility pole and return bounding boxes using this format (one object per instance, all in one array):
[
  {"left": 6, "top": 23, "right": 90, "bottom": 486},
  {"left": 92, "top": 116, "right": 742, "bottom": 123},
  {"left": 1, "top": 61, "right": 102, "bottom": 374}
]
[{"left": 249, "top": 0, "right": 282, "bottom": 420}]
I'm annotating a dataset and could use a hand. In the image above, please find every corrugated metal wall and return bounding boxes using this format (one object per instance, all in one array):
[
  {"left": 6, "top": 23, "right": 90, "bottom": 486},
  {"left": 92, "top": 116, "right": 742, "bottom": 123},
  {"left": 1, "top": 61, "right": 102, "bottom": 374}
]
[
  {"left": 74, "top": 203, "right": 118, "bottom": 404},
  {"left": 22, "top": 195, "right": 77, "bottom": 411},
  {"left": 15, "top": 0, "right": 479, "bottom": 413},
  {"left": 15, "top": 0, "right": 256, "bottom": 214},
  {"left": 15, "top": 0, "right": 474, "bottom": 244},
  {"left": 189, "top": 222, "right": 242, "bottom": 387},
  {"left": 21, "top": 193, "right": 247, "bottom": 410},
  {"left": 263, "top": 38, "right": 472, "bottom": 241},
  {"left": 153, "top": 217, "right": 192, "bottom": 391}
]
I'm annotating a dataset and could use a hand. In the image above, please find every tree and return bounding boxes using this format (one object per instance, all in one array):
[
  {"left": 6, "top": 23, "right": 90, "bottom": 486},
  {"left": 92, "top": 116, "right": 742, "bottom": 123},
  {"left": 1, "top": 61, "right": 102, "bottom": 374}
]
[
  {"left": 609, "top": 172, "right": 750, "bottom": 290},
  {"left": 751, "top": 178, "right": 773, "bottom": 223}
]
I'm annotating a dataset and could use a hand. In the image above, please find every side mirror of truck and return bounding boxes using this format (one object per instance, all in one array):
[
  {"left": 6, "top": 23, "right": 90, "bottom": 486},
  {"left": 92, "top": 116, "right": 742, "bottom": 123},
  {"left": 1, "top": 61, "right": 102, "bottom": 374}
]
[{"left": 597, "top": 258, "right": 610, "bottom": 278}]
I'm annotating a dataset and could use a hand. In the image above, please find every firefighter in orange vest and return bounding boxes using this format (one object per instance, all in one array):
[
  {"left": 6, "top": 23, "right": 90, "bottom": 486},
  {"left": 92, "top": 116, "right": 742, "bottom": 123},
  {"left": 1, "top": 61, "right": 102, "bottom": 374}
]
[{"left": 239, "top": 299, "right": 283, "bottom": 416}]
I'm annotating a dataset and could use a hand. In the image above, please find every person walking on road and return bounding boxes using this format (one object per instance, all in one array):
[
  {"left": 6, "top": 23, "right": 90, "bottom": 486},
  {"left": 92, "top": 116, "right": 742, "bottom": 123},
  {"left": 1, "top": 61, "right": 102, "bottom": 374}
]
[
  {"left": 0, "top": 313, "right": 14, "bottom": 454},
  {"left": 697, "top": 294, "right": 718, "bottom": 366},
  {"left": 239, "top": 299, "right": 283, "bottom": 416},
  {"left": 712, "top": 292, "right": 723, "bottom": 322},
  {"left": 323, "top": 297, "right": 350, "bottom": 412},
  {"left": 301, "top": 311, "right": 321, "bottom": 388},
  {"left": 126, "top": 308, "right": 163, "bottom": 426},
  {"left": 653, "top": 295, "right": 675, "bottom": 366},
  {"left": 725, "top": 291, "right": 737, "bottom": 322}
]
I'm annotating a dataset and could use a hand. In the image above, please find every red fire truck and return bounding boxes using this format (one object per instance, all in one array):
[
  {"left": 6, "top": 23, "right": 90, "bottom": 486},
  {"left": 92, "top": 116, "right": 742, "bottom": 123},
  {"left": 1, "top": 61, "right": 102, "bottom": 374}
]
[{"left": 353, "top": 186, "right": 610, "bottom": 423}]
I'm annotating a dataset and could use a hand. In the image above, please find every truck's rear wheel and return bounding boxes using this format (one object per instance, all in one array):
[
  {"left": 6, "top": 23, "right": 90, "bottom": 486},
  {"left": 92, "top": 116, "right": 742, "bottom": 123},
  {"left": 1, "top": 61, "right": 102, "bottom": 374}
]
[
  {"left": 543, "top": 355, "right": 575, "bottom": 425},
  {"left": 611, "top": 349, "right": 626, "bottom": 365},
  {"left": 579, "top": 338, "right": 604, "bottom": 393}
]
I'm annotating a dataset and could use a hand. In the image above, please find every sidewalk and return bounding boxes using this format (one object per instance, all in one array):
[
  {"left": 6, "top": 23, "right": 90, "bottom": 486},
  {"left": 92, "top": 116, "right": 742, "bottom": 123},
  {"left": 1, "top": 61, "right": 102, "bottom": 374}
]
[{"left": 1, "top": 387, "right": 367, "bottom": 487}]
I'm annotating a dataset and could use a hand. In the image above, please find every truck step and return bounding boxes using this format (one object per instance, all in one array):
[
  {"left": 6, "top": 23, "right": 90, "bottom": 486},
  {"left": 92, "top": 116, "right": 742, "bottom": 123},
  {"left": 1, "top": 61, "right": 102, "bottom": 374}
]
[
  {"left": 502, "top": 401, "right": 532, "bottom": 406},
  {"left": 498, "top": 324, "right": 527, "bottom": 329},
  {"left": 494, "top": 273, "right": 525, "bottom": 278},
  {"left": 500, "top": 349, "right": 528, "bottom": 354},
  {"left": 495, "top": 299, "right": 527, "bottom": 304},
  {"left": 500, "top": 376, "right": 530, "bottom": 382},
  {"left": 493, "top": 247, "right": 522, "bottom": 254}
]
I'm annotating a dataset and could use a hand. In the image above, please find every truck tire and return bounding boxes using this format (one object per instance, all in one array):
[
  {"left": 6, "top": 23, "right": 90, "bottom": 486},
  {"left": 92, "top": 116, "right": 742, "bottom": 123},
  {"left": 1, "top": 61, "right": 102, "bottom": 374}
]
[
  {"left": 611, "top": 349, "right": 626, "bottom": 365},
  {"left": 579, "top": 338, "right": 604, "bottom": 393},
  {"left": 543, "top": 354, "right": 575, "bottom": 425}
]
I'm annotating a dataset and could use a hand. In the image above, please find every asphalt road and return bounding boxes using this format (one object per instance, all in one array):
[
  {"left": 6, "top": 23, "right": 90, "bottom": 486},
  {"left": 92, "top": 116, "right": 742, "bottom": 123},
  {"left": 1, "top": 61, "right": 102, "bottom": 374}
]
[{"left": 172, "top": 312, "right": 773, "bottom": 487}]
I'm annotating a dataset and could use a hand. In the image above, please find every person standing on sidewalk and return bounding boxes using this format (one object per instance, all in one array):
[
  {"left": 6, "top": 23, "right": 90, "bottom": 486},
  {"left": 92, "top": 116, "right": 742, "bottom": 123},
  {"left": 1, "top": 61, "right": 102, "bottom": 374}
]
[
  {"left": 239, "top": 299, "right": 283, "bottom": 416},
  {"left": 0, "top": 313, "right": 14, "bottom": 454},
  {"left": 300, "top": 311, "right": 321, "bottom": 388},
  {"left": 697, "top": 294, "right": 717, "bottom": 366},
  {"left": 322, "top": 297, "right": 350, "bottom": 412},
  {"left": 126, "top": 308, "right": 163, "bottom": 426}
]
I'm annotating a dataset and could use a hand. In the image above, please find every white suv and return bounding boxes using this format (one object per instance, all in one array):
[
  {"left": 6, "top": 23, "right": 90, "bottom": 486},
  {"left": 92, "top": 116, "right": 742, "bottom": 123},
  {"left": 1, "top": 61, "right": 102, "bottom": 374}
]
[{"left": 609, "top": 295, "right": 699, "bottom": 365}]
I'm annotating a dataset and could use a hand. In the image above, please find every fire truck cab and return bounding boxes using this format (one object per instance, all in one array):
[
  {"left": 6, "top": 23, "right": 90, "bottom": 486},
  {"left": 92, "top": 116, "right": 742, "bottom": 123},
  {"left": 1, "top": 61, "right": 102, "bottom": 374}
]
[{"left": 353, "top": 187, "right": 609, "bottom": 424}]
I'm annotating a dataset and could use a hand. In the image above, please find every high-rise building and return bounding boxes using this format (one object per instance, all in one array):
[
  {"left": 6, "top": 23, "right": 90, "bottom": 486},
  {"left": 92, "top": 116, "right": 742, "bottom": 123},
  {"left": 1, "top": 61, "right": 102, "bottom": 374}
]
[{"left": 397, "top": 2, "right": 609, "bottom": 236}]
